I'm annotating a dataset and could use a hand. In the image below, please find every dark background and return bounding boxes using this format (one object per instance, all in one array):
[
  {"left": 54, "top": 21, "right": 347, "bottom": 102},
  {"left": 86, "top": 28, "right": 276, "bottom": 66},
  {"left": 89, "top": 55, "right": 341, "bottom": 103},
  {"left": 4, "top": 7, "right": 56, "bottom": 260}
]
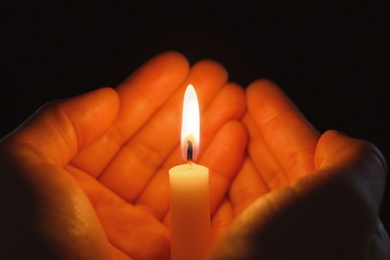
[{"left": 2, "top": 1, "right": 390, "bottom": 233}]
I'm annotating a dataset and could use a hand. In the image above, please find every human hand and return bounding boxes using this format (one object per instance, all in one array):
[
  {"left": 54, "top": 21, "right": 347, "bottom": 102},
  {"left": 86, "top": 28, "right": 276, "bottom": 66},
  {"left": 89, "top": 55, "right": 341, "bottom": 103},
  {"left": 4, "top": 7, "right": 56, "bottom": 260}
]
[
  {"left": 0, "top": 51, "right": 248, "bottom": 260},
  {"left": 2, "top": 52, "right": 388, "bottom": 260},
  {"left": 207, "top": 80, "right": 390, "bottom": 259}
]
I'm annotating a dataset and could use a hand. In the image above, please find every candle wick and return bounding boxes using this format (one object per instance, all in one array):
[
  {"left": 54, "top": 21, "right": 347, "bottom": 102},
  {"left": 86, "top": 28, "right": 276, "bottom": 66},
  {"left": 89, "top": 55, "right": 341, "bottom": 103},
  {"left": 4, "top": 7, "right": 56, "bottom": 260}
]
[{"left": 187, "top": 140, "right": 193, "bottom": 161}]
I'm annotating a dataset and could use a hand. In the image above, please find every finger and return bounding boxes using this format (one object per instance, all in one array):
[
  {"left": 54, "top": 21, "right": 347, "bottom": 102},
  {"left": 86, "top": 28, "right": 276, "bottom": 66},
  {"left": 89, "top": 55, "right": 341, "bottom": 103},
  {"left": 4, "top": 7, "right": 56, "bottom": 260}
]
[
  {"left": 201, "top": 120, "right": 248, "bottom": 216},
  {"left": 246, "top": 79, "right": 320, "bottom": 181},
  {"left": 229, "top": 157, "right": 269, "bottom": 217},
  {"left": 201, "top": 83, "right": 246, "bottom": 153},
  {"left": 115, "top": 51, "right": 190, "bottom": 139},
  {"left": 98, "top": 59, "right": 229, "bottom": 202},
  {"left": 243, "top": 112, "right": 289, "bottom": 190},
  {"left": 315, "top": 130, "right": 387, "bottom": 213},
  {"left": 69, "top": 51, "right": 189, "bottom": 177},
  {"left": 2, "top": 87, "right": 119, "bottom": 167},
  {"left": 135, "top": 83, "right": 246, "bottom": 219},
  {"left": 211, "top": 198, "right": 233, "bottom": 245}
]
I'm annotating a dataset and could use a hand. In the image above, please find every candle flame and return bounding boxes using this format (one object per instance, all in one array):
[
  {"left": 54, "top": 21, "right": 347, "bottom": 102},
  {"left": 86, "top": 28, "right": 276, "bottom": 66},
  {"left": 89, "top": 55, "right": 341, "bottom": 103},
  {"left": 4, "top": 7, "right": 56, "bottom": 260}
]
[{"left": 181, "top": 84, "right": 200, "bottom": 161}]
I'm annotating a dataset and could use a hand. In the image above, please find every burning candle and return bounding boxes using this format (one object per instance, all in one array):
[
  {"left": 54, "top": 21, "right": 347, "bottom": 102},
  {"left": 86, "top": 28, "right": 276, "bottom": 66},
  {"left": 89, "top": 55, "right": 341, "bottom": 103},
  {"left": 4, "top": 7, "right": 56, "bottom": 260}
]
[{"left": 169, "top": 84, "right": 211, "bottom": 260}]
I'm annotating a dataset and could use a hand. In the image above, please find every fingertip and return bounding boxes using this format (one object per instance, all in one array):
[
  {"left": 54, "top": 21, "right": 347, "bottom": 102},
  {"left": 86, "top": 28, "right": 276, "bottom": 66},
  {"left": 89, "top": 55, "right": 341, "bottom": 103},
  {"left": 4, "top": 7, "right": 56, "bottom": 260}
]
[
  {"left": 315, "top": 130, "right": 351, "bottom": 162},
  {"left": 191, "top": 59, "right": 228, "bottom": 85},
  {"left": 246, "top": 79, "right": 285, "bottom": 112},
  {"left": 315, "top": 130, "right": 387, "bottom": 173},
  {"left": 226, "top": 82, "right": 246, "bottom": 101},
  {"left": 244, "top": 81, "right": 264, "bottom": 120},
  {"left": 154, "top": 51, "right": 190, "bottom": 72},
  {"left": 148, "top": 50, "right": 190, "bottom": 69},
  {"left": 91, "top": 87, "right": 120, "bottom": 116},
  {"left": 119, "top": 50, "right": 190, "bottom": 91},
  {"left": 221, "top": 82, "right": 247, "bottom": 118},
  {"left": 245, "top": 78, "right": 294, "bottom": 126},
  {"left": 246, "top": 78, "right": 278, "bottom": 95}
]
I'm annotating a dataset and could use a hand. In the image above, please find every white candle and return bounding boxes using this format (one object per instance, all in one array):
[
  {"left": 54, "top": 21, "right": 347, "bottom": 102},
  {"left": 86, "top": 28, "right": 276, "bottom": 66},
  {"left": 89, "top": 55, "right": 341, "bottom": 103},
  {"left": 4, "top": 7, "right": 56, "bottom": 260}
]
[{"left": 169, "top": 84, "right": 211, "bottom": 260}]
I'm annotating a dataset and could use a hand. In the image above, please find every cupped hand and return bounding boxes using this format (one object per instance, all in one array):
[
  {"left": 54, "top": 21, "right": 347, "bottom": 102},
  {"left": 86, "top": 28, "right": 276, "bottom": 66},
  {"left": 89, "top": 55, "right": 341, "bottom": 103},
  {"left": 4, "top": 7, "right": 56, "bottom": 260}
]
[
  {"left": 208, "top": 80, "right": 390, "bottom": 259},
  {"left": 0, "top": 51, "right": 247, "bottom": 260},
  {"left": 2, "top": 52, "right": 388, "bottom": 260}
]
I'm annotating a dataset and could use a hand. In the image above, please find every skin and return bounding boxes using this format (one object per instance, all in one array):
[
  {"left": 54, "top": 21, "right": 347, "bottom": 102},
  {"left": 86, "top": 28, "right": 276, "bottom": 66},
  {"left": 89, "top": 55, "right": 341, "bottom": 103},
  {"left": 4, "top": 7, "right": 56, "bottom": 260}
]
[
  {"left": 208, "top": 80, "right": 390, "bottom": 259},
  {"left": 0, "top": 51, "right": 388, "bottom": 259}
]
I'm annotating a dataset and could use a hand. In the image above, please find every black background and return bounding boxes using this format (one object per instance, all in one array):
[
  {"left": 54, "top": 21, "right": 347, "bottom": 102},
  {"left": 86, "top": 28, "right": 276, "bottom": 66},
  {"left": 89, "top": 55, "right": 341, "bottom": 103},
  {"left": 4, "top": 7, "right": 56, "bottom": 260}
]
[{"left": 2, "top": 1, "right": 390, "bottom": 234}]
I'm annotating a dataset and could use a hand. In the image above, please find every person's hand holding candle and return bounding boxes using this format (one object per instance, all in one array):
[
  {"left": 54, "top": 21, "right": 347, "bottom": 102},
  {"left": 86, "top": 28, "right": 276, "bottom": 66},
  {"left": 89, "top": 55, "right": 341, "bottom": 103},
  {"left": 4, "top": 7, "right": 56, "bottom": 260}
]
[
  {"left": 0, "top": 51, "right": 389, "bottom": 260},
  {"left": 0, "top": 51, "right": 247, "bottom": 260},
  {"left": 207, "top": 80, "right": 390, "bottom": 259}
]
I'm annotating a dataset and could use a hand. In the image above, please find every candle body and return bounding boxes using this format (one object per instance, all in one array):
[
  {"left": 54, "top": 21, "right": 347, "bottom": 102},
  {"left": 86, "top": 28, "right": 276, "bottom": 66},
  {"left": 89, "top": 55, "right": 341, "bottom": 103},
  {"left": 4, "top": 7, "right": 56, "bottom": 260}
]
[{"left": 169, "top": 163, "right": 211, "bottom": 260}]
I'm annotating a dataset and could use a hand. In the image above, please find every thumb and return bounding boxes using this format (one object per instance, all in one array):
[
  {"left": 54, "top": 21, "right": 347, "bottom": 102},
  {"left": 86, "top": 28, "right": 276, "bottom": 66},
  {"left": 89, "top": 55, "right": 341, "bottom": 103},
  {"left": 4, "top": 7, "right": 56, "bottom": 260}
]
[
  {"left": 1, "top": 87, "right": 119, "bottom": 167},
  {"left": 207, "top": 130, "right": 389, "bottom": 260},
  {"left": 314, "top": 130, "right": 387, "bottom": 213},
  {"left": 0, "top": 88, "right": 119, "bottom": 259}
]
